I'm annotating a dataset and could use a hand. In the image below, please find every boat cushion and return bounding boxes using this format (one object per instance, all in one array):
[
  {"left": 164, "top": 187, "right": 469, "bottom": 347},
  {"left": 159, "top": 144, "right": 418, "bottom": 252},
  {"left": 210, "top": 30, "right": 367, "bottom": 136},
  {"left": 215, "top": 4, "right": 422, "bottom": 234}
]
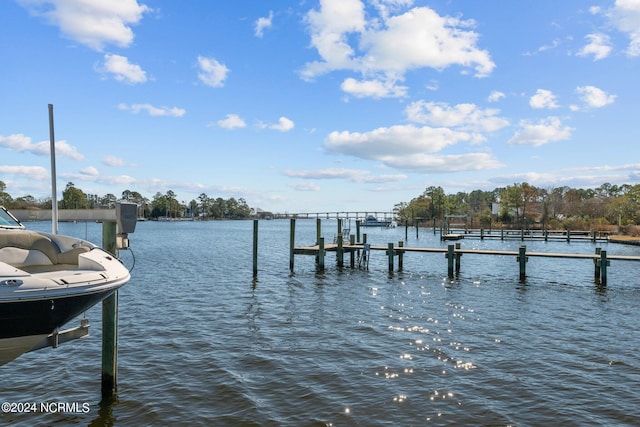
[
  {"left": 0, "top": 246, "right": 53, "bottom": 267},
  {"left": 0, "top": 231, "right": 89, "bottom": 268}
]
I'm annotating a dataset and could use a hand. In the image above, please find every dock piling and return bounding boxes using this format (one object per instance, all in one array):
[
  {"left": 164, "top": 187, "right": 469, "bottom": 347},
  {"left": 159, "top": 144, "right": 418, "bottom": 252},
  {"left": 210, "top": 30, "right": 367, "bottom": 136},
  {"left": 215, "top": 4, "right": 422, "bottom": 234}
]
[
  {"left": 317, "top": 237, "right": 325, "bottom": 272},
  {"left": 600, "top": 249, "right": 609, "bottom": 285},
  {"left": 455, "top": 242, "right": 462, "bottom": 274},
  {"left": 289, "top": 219, "right": 296, "bottom": 272},
  {"left": 336, "top": 219, "right": 344, "bottom": 267},
  {"left": 101, "top": 221, "right": 118, "bottom": 399},
  {"left": 253, "top": 220, "right": 258, "bottom": 277},
  {"left": 447, "top": 244, "right": 454, "bottom": 277},
  {"left": 518, "top": 245, "right": 528, "bottom": 281},
  {"left": 286, "top": 220, "right": 638, "bottom": 283}
]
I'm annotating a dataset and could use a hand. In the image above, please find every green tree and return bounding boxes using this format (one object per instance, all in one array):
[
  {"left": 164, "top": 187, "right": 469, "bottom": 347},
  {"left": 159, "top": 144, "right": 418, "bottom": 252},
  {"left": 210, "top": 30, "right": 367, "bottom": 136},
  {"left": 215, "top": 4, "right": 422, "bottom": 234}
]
[
  {"left": 150, "top": 192, "right": 169, "bottom": 218},
  {"left": 198, "top": 193, "right": 210, "bottom": 219},
  {"left": 166, "top": 190, "right": 177, "bottom": 218},
  {"left": 423, "top": 186, "right": 446, "bottom": 219},
  {"left": 101, "top": 193, "right": 117, "bottom": 208},
  {"left": 0, "top": 181, "right": 13, "bottom": 207},
  {"left": 60, "top": 182, "right": 87, "bottom": 209}
]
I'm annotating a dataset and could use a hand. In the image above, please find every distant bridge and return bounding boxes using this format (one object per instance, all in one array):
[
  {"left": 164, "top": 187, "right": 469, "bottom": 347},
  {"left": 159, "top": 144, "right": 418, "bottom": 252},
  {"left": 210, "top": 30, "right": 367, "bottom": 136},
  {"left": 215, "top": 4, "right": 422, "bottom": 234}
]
[{"left": 270, "top": 211, "right": 396, "bottom": 220}]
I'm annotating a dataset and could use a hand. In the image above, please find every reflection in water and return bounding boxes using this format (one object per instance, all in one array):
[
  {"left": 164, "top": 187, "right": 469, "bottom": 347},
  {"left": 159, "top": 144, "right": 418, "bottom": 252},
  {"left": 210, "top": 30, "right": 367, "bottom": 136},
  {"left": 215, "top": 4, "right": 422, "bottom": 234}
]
[{"left": 88, "top": 396, "right": 117, "bottom": 427}]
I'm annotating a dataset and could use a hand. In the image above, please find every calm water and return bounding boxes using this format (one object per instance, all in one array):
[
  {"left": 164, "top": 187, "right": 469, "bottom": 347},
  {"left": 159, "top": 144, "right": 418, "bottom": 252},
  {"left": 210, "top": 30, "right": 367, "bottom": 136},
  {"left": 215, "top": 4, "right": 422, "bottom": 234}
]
[{"left": 1, "top": 219, "right": 640, "bottom": 426}]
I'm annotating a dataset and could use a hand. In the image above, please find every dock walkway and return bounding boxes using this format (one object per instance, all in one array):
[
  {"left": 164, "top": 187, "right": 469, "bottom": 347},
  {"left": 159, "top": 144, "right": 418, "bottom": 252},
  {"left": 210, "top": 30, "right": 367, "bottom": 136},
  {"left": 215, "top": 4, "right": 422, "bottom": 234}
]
[{"left": 284, "top": 216, "right": 640, "bottom": 286}]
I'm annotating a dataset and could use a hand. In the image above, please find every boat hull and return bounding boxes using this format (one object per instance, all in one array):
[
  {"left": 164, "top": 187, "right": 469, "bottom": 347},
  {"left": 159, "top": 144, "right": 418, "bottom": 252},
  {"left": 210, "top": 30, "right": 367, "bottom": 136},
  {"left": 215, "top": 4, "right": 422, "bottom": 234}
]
[
  {"left": 0, "top": 334, "right": 49, "bottom": 366},
  {"left": 0, "top": 288, "right": 117, "bottom": 340},
  {"left": 0, "top": 287, "right": 120, "bottom": 366}
]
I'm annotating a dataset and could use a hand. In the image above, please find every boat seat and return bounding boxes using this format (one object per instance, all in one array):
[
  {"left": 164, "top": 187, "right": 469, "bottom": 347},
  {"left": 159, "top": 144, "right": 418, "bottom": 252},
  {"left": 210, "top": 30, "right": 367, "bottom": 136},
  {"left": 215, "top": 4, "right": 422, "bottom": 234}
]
[{"left": 0, "top": 231, "right": 89, "bottom": 269}]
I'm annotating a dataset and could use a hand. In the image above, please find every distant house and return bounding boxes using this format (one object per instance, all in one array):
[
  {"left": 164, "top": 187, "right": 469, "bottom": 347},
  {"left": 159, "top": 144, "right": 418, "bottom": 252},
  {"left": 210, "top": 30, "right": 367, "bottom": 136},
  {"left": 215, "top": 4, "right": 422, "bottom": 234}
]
[{"left": 255, "top": 210, "right": 273, "bottom": 220}]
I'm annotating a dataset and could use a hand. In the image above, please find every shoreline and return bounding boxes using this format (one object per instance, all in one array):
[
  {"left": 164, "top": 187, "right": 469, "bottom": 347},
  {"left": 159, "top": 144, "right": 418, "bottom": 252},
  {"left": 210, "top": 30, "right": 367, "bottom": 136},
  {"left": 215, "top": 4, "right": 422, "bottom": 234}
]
[{"left": 609, "top": 235, "right": 640, "bottom": 245}]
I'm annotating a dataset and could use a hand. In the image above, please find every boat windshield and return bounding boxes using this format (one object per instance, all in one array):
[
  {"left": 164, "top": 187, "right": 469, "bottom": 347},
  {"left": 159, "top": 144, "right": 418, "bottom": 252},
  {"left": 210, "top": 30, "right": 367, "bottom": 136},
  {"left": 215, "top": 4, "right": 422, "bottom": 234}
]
[{"left": 0, "top": 207, "right": 25, "bottom": 229}]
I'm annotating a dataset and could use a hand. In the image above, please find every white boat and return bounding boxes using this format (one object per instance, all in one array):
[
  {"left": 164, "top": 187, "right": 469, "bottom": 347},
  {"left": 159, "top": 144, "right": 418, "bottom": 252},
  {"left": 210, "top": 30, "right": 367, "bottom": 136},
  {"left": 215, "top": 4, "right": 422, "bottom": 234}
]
[
  {"left": 360, "top": 215, "right": 393, "bottom": 227},
  {"left": 0, "top": 206, "right": 131, "bottom": 366}
]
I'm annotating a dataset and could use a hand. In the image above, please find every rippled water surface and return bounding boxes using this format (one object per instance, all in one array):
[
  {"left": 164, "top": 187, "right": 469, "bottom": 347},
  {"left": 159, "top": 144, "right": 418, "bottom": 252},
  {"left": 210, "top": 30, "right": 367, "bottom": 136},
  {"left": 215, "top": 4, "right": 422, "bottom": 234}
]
[{"left": 2, "top": 219, "right": 640, "bottom": 426}]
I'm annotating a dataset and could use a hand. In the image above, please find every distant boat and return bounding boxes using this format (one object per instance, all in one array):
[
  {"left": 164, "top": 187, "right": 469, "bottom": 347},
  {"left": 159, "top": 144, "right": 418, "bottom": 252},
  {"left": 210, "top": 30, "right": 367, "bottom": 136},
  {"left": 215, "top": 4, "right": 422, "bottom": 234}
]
[
  {"left": 360, "top": 215, "right": 393, "bottom": 227},
  {"left": 0, "top": 206, "right": 131, "bottom": 366}
]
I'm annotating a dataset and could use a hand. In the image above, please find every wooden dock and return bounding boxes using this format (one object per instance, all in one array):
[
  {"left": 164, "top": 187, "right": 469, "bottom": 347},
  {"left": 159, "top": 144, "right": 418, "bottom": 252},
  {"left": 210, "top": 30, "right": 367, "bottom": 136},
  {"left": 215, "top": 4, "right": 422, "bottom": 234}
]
[
  {"left": 256, "top": 219, "right": 640, "bottom": 286},
  {"left": 291, "top": 240, "right": 640, "bottom": 285},
  {"left": 249, "top": 218, "right": 640, "bottom": 285},
  {"left": 434, "top": 226, "right": 610, "bottom": 243}
]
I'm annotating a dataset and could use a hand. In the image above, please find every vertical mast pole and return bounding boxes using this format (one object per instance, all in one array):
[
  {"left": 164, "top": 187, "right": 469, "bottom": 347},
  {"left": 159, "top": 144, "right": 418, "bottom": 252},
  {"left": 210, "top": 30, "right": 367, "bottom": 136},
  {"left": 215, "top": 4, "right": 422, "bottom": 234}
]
[{"left": 48, "top": 104, "right": 58, "bottom": 234}]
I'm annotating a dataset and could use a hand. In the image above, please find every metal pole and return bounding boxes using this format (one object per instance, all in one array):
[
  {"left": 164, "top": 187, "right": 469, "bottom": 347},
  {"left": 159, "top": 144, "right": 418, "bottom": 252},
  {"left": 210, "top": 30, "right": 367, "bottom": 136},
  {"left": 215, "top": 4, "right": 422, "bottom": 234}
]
[{"left": 48, "top": 104, "right": 58, "bottom": 234}]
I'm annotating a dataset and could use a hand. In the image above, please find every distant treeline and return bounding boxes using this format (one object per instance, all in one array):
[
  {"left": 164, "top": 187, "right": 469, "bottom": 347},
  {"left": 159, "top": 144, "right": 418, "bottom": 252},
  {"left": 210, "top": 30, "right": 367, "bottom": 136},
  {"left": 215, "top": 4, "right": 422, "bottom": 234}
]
[
  {"left": 2, "top": 180, "right": 639, "bottom": 231},
  {"left": 393, "top": 183, "right": 640, "bottom": 234},
  {"left": 0, "top": 181, "right": 253, "bottom": 220}
]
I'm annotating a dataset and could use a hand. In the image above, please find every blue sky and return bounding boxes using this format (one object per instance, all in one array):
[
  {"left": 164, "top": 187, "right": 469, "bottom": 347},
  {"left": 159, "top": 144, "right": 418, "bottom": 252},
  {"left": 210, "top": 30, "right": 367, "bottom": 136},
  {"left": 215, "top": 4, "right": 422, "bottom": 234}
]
[{"left": 1, "top": 0, "right": 638, "bottom": 213}]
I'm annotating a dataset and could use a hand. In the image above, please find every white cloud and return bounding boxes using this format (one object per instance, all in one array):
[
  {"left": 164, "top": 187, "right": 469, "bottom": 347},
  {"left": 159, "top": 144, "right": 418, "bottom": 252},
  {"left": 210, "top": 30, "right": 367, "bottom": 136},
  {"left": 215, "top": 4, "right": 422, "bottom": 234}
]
[
  {"left": 302, "top": 0, "right": 366, "bottom": 78},
  {"left": 576, "top": 85, "right": 616, "bottom": 108},
  {"left": 488, "top": 91, "right": 505, "bottom": 102},
  {"left": 80, "top": 166, "right": 99, "bottom": 176},
  {"left": 322, "top": 123, "right": 502, "bottom": 173},
  {"left": 254, "top": 11, "right": 273, "bottom": 38},
  {"left": 0, "top": 165, "right": 50, "bottom": 180},
  {"left": 197, "top": 56, "right": 230, "bottom": 88},
  {"left": 301, "top": 1, "right": 494, "bottom": 97},
  {"left": 508, "top": 117, "right": 573, "bottom": 147},
  {"left": 0, "top": 133, "right": 85, "bottom": 160},
  {"left": 382, "top": 152, "right": 503, "bottom": 173},
  {"left": 217, "top": 114, "right": 247, "bottom": 129},
  {"left": 607, "top": 0, "right": 640, "bottom": 56},
  {"left": 63, "top": 170, "right": 137, "bottom": 187},
  {"left": 118, "top": 103, "right": 186, "bottom": 117},
  {"left": 577, "top": 33, "right": 612, "bottom": 60},
  {"left": 101, "top": 54, "right": 147, "bottom": 84},
  {"left": 341, "top": 77, "right": 407, "bottom": 98},
  {"left": 282, "top": 168, "right": 406, "bottom": 183},
  {"left": 268, "top": 117, "right": 295, "bottom": 132},
  {"left": 102, "top": 155, "right": 135, "bottom": 167},
  {"left": 325, "top": 124, "right": 469, "bottom": 159},
  {"left": 289, "top": 182, "right": 321, "bottom": 191},
  {"left": 18, "top": 0, "right": 150, "bottom": 51},
  {"left": 405, "top": 101, "right": 509, "bottom": 133},
  {"left": 529, "top": 89, "right": 559, "bottom": 109},
  {"left": 360, "top": 7, "right": 494, "bottom": 77}
]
